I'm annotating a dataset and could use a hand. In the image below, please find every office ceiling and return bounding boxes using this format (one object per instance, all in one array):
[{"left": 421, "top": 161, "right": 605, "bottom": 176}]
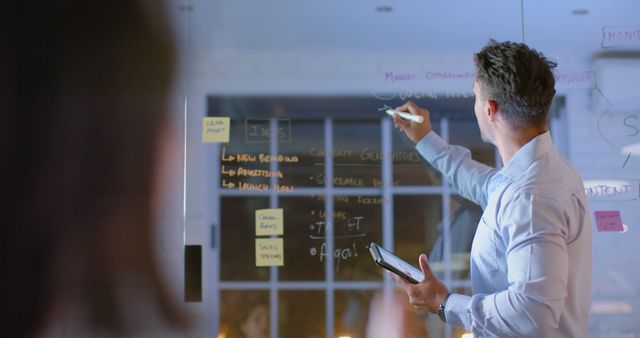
[{"left": 199, "top": 0, "right": 640, "bottom": 60}]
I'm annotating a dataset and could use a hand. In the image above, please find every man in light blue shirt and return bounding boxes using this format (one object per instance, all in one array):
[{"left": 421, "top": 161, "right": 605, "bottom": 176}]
[{"left": 390, "top": 40, "right": 592, "bottom": 337}]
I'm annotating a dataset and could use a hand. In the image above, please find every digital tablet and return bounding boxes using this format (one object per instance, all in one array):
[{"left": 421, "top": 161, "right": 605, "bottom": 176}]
[{"left": 369, "top": 242, "right": 424, "bottom": 284}]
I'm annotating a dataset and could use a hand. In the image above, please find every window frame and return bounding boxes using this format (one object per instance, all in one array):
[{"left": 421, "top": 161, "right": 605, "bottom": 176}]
[{"left": 203, "top": 109, "right": 486, "bottom": 338}]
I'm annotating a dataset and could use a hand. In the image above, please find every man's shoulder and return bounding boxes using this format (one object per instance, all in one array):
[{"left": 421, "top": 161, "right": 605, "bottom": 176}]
[{"left": 509, "top": 149, "right": 583, "bottom": 196}]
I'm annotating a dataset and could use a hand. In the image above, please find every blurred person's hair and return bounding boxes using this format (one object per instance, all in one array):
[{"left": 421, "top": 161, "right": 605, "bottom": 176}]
[
  {"left": 225, "top": 296, "right": 269, "bottom": 338},
  {"left": 474, "top": 39, "right": 557, "bottom": 128},
  {"left": 1, "top": 1, "right": 183, "bottom": 337}
]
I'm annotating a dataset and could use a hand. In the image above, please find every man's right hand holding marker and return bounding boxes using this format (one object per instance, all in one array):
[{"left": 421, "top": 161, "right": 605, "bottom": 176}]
[{"left": 391, "top": 101, "right": 433, "bottom": 144}]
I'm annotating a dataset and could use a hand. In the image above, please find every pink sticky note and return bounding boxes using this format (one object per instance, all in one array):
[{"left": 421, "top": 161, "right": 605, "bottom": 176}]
[{"left": 594, "top": 211, "right": 624, "bottom": 232}]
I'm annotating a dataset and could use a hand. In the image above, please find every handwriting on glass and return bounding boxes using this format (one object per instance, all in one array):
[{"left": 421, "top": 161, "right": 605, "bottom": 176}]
[
  {"left": 584, "top": 179, "right": 640, "bottom": 201},
  {"left": 594, "top": 210, "right": 624, "bottom": 232},
  {"left": 220, "top": 146, "right": 297, "bottom": 191},
  {"left": 602, "top": 26, "right": 640, "bottom": 48},
  {"left": 307, "top": 214, "right": 366, "bottom": 271},
  {"left": 245, "top": 118, "right": 292, "bottom": 143}
]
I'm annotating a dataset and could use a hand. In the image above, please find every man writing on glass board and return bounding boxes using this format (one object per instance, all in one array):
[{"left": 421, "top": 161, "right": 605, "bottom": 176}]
[{"left": 390, "top": 40, "right": 592, "bottom": 337}]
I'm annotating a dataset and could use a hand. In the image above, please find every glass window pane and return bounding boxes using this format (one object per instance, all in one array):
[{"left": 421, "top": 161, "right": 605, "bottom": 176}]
[
  {"left": 449, "top": 119, "right": 496, "bottom": 167},
  {"left": 279, "top": 196, "right": 326, "bottom": 281},
  {"left": 279, "top": 194, "right": 383, "bottom": 281},
  {"left": 440, "top": 196, "right": 482, "bottom": 281},
  {"left": 279, "top": 120, "right": 324, "bottom": 188},
  {"left": 393, "top": 196, "right": 442, "bottom": 264},
  {"left": 280, "top": 291, "right": 325, "bottom": 338},
  {"left": 333, "top": 120, "right": 381, "bottom": 188},
  {"left": 219, "top": 118, "right": 271, "bottom": 191},
  {"left": 428, "top": 196, "right": 480, "bottom": 281},
  {"left": 394, "top": 123, "right": 442, "bottom": 186},
  {"left": 221, "top": 197, "right": 270, "bottom": 281},
  {"left": 333, "top": 196, "right": 382, "bottom": 281},
  {"left": 220, "top": 291, "right": 270, "bottom": 338},
  {"left": 335, "top": 290, "right": 375, "bottom": 338}
]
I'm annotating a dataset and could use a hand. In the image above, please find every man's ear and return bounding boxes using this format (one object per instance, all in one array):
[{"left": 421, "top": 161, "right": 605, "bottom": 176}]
[{"left": 486, "top": 99, "right": 499, "bottom": 121}]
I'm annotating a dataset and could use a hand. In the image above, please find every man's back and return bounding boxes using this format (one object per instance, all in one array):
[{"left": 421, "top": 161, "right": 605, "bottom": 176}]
[
  {"left": 391, "top": 40, "right": 592, "bottom": 338},
  {"left": 470, "top": 131, "right": 592, "bottom": 337}
]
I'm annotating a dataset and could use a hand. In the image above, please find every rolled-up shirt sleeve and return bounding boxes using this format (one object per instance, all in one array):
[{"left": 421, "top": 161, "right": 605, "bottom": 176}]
[
  {"left": 415, "top": 131, "right": 496, "bottom": 208},
  {"left": 444, "top": 192, "right": 570, "bottom": 337}
]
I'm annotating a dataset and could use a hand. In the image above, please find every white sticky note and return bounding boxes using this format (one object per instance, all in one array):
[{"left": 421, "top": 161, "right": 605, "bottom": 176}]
[
  {"left": 202, "top": 117, "right": 230, "bottom": 143},
  {"left": 584, "top": 179, "right": 640, "bottom": 201},
  {"left": 602, "top": 26, "right": 640, "bottom": 48},
  {"left": 594, "top": 210, "right": 624, "bottom": 232},
  {"left": 256, "top": 208, "right": 284, "bottom": 236},
  {"left": 256, "top": 238, "right": 284, "bottom": 267}
]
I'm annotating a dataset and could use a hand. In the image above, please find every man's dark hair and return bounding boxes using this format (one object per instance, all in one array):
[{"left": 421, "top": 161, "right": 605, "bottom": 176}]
[{"left": 474, "top": 39, "right": 557, "bottom": 127}]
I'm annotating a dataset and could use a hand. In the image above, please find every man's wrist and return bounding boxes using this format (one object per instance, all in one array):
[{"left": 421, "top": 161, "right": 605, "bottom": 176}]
[
  {"left": 437, "top": 292, "right": 452, "bottom": 323},
  {"left": 414, "top": 129, "right": 432, "bottom": 144}
]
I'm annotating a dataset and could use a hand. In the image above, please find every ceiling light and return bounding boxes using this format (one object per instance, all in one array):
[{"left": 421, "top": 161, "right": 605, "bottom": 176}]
[
  {"left": 622, "top": 143, "right": 640, "bottom": 156},
  {"left": 376, "top": 6, "right": 392, "bottom": 13},
  {"left": 572, "top": 9, "right": 589, "bottom": 15}
]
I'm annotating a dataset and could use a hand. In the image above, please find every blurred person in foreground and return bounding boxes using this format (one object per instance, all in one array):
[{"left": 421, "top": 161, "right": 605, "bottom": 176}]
[
  {"left": 225, "top": 298, "right": 269, "bottom": 338},
  {"left": 391, "top": 40, "right": 592, "bottom": 337},
  {"left": 365, "top": 290, "right": 428, "bottom": 338},
  {"left": 1, "top": 1, "right": 185, "bottom": 337}
]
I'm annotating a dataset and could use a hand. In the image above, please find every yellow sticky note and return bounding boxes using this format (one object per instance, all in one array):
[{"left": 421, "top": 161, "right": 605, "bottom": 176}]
[
  {"left": 202, "top": 117, "right": 230, "bottom": 143},
  {"left": 255, "top": 208, "right": 284, "bottom": 236},
  {"left": 256, "top": 238, "right": 284, "bottom": 267}
]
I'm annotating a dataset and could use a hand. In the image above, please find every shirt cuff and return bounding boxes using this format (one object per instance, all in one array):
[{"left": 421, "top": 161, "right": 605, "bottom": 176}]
[
  {"left": 445, "top": 293, "right": 472, "bottom": 329},
  {"left": 415, "top": 131, "right": 449, "bottom": 162}
]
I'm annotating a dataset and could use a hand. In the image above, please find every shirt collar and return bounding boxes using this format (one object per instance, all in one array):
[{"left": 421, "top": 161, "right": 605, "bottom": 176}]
[{"left": 498, "top": 131, "right": 554, "bottom": 180}]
